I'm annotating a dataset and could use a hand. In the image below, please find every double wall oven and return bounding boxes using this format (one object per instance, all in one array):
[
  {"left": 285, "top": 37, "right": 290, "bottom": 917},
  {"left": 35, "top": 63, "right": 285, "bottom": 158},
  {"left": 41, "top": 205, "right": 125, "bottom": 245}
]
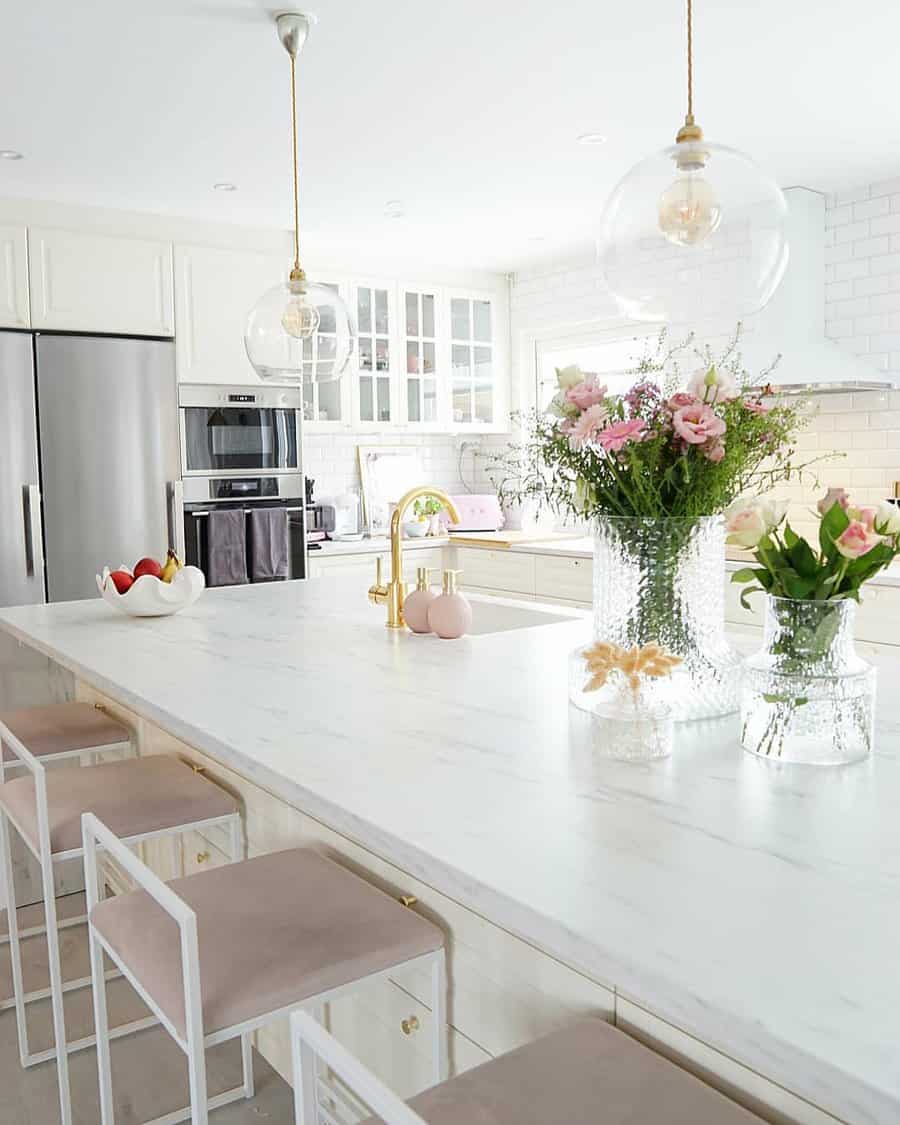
[{"left": 178, "top": 385, "right": 306, "bottom": 580}]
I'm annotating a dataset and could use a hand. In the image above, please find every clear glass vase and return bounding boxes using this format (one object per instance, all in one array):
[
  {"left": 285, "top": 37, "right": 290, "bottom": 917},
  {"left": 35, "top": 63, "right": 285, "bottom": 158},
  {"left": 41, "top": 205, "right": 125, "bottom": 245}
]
[
  {"left": 741, "top": 596, "right": 876, "bottom": 765},
  {"left": 569, "top": 516, "right": 741, "bottom": 722}
]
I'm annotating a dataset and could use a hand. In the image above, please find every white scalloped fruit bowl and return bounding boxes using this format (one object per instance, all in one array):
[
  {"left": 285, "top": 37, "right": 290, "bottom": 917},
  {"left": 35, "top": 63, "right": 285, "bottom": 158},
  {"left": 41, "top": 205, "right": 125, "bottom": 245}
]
[{"left": 96, "top": 566, "right": 206, "bottom": 618}]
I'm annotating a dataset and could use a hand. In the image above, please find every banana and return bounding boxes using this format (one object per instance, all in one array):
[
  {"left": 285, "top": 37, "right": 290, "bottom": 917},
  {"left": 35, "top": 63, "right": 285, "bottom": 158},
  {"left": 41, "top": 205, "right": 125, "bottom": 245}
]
[{"left": 160, "top": 549, "right": 183, "bottom": 584}]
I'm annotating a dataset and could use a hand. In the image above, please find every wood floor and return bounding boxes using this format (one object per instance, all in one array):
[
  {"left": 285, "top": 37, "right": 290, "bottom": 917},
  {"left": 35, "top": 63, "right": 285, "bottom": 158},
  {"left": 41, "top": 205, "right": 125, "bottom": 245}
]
[{"left": 0, "top": 894, "right": 297, "bottom": 1124}]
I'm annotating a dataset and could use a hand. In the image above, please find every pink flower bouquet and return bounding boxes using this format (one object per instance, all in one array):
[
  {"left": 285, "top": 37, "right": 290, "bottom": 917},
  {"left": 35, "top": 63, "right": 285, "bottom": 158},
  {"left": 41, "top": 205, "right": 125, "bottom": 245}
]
[{"left": 493, "top": 331, "right": 809, "bottom": 521}]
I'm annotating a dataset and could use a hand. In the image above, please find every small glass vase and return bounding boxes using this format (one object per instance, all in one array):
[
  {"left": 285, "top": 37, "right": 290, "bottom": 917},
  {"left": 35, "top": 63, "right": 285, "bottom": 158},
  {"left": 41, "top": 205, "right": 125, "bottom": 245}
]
[
  {"left": 569, "top": 516, "right": 741, "bottom": 722},
  {"left": 741, "top": 596, "right": 876, "bottom": 765},
  {"left": 590, "top": 690, "right": 674, "bottom": 762}
]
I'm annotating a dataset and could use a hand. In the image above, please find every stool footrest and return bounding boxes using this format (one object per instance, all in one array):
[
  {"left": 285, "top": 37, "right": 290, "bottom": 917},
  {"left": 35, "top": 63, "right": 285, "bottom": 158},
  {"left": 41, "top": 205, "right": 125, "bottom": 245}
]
[
  {"left": 142, "top": 1083, "right": 249, "bottom": 1125},
  {"left": 0, "top": 967, "right": 122, "bottom": 1013},
  {"left": 0, "top": 912, "right": 88, "bottom": 946},
  {"left": 22, "top": 1014, "right": 158, "bottom": 1067}
]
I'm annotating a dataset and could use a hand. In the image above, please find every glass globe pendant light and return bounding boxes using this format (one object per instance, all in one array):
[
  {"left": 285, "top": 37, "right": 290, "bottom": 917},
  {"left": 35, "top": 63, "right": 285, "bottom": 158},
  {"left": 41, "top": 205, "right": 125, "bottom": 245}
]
[
  {"left": 244, "top": 12, "right": 354, "bottom": 383},
  {"left": 598, "top": 0, "right": 789, "bottom": 324}
]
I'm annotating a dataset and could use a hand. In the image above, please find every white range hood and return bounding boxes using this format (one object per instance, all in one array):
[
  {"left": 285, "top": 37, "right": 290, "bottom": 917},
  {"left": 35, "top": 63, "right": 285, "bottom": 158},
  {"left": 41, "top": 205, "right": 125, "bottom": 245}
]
[{"left": 746, "top": 187, "right": 894, "bottom": 395}]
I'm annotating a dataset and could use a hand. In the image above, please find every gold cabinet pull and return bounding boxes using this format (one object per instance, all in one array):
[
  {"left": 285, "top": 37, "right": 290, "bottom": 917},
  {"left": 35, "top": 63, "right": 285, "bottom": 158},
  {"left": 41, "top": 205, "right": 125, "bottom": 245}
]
[
  {"left": 400, "top": 1016, "right": 420, "bottom": 1036},
  {"left": 398, "top": 895, "right": 417, "bottom": 908},
  {"left": 196, "top": 851, "right": 211, "bottom": 864}
]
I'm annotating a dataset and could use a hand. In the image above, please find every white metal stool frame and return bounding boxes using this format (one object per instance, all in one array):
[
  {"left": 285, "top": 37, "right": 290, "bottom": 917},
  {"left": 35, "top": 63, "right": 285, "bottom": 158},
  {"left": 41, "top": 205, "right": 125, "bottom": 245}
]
[
  {"left": 83, "top": 812, "right": 449, "bottom": 1125},
  {"left": 292, "top": 1008, "right": 427, "bottom": 1125},
  {"left": 0, "top": 707, "right": 134, "bottom": 972},
  {"left": 0, "top": 732, "right": 243, "bottom": 1125}
]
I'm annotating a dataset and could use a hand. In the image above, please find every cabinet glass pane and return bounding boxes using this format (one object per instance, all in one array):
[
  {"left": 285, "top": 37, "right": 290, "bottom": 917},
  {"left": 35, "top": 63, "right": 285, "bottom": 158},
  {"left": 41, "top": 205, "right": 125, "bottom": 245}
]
[
  {"left": 358, "top": 288, "right": 372, "bottom": 334},
  {"left": 474, "top": 346, "right": 493, "bottom": 423},
  {"left": 375, "top": 289, "right": 389, "bottom": 334},
  {"left": 359, "top": 337, "right": 373, "bottom": 372},
  {"left": 317, "top": 381, "right": 341, "bottom": 422},
  {"left": 473, "top": 300, "right": 492, "bottom": 342},
  {"left": 375, "top": 337, "right": 389, "bottom": 372},
  {"left": 407, "top": 341, "right": 420, "bottom": 375},
  {"left": 422, "top": 341, "right": 435, "bottom": 375},
  {"left": 303, "top": 384, "right": 314, "bottom": 418},
  {"left": 424, "top": 379, "right": 437, "bottom": 422},
  {"left": 407, "top": 379, "right": 421, "bottom": 422},
  {"left": 360, "top": 377, "right": 374, "bottom": 422},
  {"left": 377, "top": 377, "right": 391, "bottom": 421},
  {"left": 451, "top": 298, "right": 470, "bottom": 340},
  {"left": 453, "top": 382, "right": 472, "bottom": 423},
  {"left": 406, "top": 292, "right": 418, "bottom": 337},
  {"left": 452, "top": 344, "right": 470, "bottom": 376},
  {"left": 423, "top": 294, "right": 435, "bottom": 338}
]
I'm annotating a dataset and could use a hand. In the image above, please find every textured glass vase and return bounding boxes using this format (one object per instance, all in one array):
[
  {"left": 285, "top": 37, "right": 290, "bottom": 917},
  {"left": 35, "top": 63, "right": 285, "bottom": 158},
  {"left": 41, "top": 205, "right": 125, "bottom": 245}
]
[
  {"left": 569, "top": 516, "right": 741, "bottom": 721},
  {"left": 741, "top": 596, "right": 876, "bottom": 765}
]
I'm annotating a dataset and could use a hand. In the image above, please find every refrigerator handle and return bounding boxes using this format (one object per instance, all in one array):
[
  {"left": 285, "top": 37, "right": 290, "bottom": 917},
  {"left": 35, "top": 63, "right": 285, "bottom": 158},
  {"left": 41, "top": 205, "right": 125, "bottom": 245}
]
[
  {"left": 168, "top": 480, "right": 186, "bottom": 560},
  {"left": 23, "top": 484, "right": 44, "bottom": 578}
]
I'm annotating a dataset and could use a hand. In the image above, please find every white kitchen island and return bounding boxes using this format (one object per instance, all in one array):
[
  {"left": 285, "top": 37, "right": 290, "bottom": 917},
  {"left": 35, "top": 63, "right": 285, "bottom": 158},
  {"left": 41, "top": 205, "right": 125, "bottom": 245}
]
[{"left": 0, "top": 577, "right": 898, "bottom": 1125}]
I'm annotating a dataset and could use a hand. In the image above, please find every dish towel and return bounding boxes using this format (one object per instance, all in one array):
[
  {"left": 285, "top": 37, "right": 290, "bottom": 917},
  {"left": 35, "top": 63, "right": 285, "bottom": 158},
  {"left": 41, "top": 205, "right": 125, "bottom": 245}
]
[
  {"left": 206, "top": 509, "right": 249, "bottom": 587},
  {"left": 248, "top": 507, "right": 289, "bottom": 582}
]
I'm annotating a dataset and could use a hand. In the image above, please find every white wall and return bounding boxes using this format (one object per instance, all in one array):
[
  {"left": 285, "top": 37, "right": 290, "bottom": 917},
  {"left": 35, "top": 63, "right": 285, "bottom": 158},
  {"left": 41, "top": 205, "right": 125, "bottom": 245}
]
[{"left": 506, "top": 179, "right": 900, "bottom": 534}]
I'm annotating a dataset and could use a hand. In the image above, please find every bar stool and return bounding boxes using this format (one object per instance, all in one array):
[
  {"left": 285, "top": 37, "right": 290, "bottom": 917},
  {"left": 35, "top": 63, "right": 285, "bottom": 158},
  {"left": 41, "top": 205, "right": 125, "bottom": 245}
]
[
  {"left": 0, "top": 734, "right": 241, "bottom": 1125},
  {"left": 83, "top": 813, "right": 448, "bottom": 1125},
  {"left": 291, "top": 1011, "right": 766, "bottom": 1125},
  {"left": 0, "top": 703, "right": 133, "bottom": 1008}
]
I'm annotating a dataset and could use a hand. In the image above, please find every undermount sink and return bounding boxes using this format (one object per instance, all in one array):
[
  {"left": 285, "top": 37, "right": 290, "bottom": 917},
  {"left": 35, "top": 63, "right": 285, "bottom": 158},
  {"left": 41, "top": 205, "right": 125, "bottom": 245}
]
[{"left": 466, "top": 598, "right": 585, "bottom": 635}]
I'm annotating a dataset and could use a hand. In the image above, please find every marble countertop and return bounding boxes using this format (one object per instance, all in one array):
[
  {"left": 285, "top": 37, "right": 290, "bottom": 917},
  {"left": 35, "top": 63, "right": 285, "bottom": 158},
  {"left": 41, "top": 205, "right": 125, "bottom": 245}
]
[{"left": 1, "top": 581, "right": 898, "bottom": 1123}]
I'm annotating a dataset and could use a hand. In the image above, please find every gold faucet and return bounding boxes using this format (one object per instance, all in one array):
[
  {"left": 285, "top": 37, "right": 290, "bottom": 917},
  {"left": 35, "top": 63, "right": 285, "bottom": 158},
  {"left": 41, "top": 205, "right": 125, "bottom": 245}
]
[{"left": 369, "top": 485, "right": 461, "bottom": 629}]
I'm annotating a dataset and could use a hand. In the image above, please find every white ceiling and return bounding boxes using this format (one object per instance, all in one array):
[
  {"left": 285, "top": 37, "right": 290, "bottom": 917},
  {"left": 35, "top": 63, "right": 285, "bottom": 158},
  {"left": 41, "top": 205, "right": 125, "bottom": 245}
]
[{"left": 3, "top": 0, "right": 900, "bottom": 272}]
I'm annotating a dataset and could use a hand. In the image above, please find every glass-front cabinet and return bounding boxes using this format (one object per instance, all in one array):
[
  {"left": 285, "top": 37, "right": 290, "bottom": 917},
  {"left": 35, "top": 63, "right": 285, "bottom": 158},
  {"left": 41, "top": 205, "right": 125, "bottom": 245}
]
[
  {"left": 402, "top": 288, "right": 440, "bottom": 427},
  {"left": 449, "top": 293, "right": 495, "bottom": 426},
  {"left": 352, "top": 281, "right": 395, "bottom": 426},
  {"left": 301, "top": 278, "right": 351, "bottom": 430},
  {"left": 299, "top": 277, "right": 506, "bottom": 434}
]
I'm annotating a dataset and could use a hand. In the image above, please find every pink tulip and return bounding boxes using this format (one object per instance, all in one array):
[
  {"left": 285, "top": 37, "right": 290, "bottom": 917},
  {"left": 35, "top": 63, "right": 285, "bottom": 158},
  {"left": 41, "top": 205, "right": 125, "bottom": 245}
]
[
  {"left": 597, "top": 418, "right": 647, "bottom": 453},
  {"left": 672, "top": 402, "right": 727, "bottom": 445},
  {"left": 565, "top": 379, "right": 608, "bottom": 411},
  {"left": 835, "top": 520, "right": 882, "bottom": 559}
]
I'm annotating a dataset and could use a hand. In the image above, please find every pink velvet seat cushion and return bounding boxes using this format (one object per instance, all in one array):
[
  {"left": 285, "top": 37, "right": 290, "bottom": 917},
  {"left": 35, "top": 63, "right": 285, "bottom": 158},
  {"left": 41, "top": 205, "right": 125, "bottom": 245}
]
[
  {"left": 362, "top": 1019, "right": 763, "bottom": 1125},
  {"left": 0, "top": 755, "right": 237, "bottom": 856},
  {"left": 0, "top": 702, "right": 131, "bottom": 762},
  {"left": 91, "top": 848, "right": 444, "bottom": 1038}
]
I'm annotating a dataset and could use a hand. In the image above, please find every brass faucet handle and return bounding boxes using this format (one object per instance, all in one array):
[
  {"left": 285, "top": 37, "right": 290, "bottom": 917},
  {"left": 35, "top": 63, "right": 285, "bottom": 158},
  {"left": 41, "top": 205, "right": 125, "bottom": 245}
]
[{"left": 368, "top": 555, "right": 389, "bottom": 605}]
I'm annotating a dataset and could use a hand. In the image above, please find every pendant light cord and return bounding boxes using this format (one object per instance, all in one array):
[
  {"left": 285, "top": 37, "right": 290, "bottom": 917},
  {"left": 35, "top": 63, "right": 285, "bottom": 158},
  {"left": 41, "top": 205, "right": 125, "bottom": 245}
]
[
  {"left": 686, "top": 0, "right": 694, "bottom": 125},
  {"left": 290, "top": 52, "right": 302, "bottom": 277}
]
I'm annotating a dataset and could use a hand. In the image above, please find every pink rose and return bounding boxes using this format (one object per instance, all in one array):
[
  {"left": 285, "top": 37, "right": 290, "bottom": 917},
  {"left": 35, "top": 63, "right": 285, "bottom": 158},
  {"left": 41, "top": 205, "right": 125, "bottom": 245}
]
[
  {"left": 597, "top": 418, "right": 647, "bottom": 452},
  {"left": 565, "top": 379, "right": 608, "bottom": 411},
  {"left": 672, "top": 402, "right": 727, "bottom": 445},
  {"left": 848, "top": 505, "right": 877, "bottom": 532},
  {"left": 817, "top": 487, "right": 850, "bottom": 516},
  {"left": 668, "top": 392, "right": 696, "bottom": 410},
  {"left": 835, "top": 520, "right": 882, "bottom": 559},
  {"left": 703, "top": 438, "right": 725, "bottom": 463},
  {"left": 567, "top": 403, "right": 610, "bottom": 449},
  {"left": 743, "top": 397, "right": 772, "bottom": 416}
]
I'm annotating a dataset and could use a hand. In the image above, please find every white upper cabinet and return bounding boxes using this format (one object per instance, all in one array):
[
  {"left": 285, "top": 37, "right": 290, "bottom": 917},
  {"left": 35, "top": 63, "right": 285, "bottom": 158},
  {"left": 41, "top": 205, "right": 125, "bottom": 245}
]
[
  {"left": 351, "top": 279, "right": 397, "bottom": 427},
  {"left": 401, "top": 287, "right": 443, "bottom": 430},
  {"left": 448, "top": 289, "right": 505, "bottom": 430},
  {"left": 175, "top": 243, "right": 285, "bottom": 385},
  {"left": 28, "top": 227, "right": 174, "bottom": 336},
  {"left": 0, "top": 225, "right": 30, "bottom": 328},
  {"left": 300, "top": 277, "right": 352, "bottom": 429}
]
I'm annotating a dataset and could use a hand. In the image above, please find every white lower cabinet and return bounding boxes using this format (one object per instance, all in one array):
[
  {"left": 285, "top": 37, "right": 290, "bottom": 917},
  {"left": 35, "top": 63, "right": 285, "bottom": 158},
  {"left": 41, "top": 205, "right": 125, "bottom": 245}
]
[
  {"left": 534, "top": 553, "right": 592, "bottom": 604},
  {"left": 308, "top": 547, "right": 444, "bottom": 585},
  {"left": 616, "top": 998, "right": 842, "bottom": 1125},
  {"left": 452, "top": 548, "right": 535, "bottom": 595}
]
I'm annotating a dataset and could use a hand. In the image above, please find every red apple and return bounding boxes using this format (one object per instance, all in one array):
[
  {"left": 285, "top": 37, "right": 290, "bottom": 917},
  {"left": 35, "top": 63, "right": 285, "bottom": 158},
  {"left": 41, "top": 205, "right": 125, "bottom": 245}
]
[
  {"left": 109, "top": 570, "right": 134, "bottom": 595},
  {"left": 133, "top": 557, "right": 162, "bottom": 580}
]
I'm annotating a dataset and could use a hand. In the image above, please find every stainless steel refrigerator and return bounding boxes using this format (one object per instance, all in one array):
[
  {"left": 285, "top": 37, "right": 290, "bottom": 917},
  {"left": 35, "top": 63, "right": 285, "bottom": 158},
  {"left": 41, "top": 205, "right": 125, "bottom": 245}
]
[{"left": 0, "top": 331, "right": 181, "bottom": 606}]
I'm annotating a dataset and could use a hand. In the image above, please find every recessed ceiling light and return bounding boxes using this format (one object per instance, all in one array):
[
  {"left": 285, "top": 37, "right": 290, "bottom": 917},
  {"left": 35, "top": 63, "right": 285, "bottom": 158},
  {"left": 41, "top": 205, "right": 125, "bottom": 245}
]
[
  {"left": 0, "top": 150, "right": 23, "bottom": 160},
  {"left": 213, "top": 181, "right": 237, "bottom": 192},
  {"left": 384, "top": 199, "right": 405, "bottom": 219},
  {"left": 528, "top": 236, "right": 547, "bottom": 243},
  {"left": 576, "top": 133, "right": 607, "bottom": 146}
]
